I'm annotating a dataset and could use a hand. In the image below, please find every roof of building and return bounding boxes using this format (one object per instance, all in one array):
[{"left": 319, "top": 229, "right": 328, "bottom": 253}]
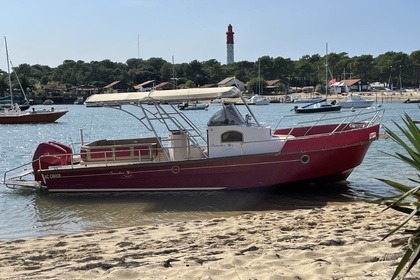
[
  {"left": 340, "top": 79, "right": 363, "bottom": 86},
  {"left": 266, "top": 80, "right": 281, "bottom": 86},
  {"left": 218, "top": 77, "right": 235, "bottom": 85},
  {"left": 103, "top": 80, "right": 121, "bottom": 89},
  {"left": 155, "top": 82, "right": 172, "bottom": 89},
  {"left": 134, "top": 80, "right": 155, "bottom": 90}
]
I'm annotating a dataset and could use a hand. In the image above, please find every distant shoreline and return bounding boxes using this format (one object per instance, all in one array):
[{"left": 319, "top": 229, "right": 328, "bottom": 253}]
[{"left": 25, "top": 90, "right": 420, "bottom": 105}]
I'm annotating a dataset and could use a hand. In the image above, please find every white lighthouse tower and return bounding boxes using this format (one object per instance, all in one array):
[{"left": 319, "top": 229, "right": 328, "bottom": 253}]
[{"left": 226, "top": 24, "right": 234, "bottom": 64}]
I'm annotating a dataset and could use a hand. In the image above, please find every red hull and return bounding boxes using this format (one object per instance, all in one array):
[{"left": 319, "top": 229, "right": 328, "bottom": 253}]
[
  {"left": 0, "top": 110, "right": 68, "bottom": 124},
  {"left": 38, "top": 124, "right": 379, "bottom": 192}
]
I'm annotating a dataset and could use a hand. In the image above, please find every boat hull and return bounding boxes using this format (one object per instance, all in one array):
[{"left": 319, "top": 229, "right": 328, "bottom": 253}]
[
  {"left": 339, "top": 101, "right": 374, "bottom": 108},
  {"left": 0, "top": 110, "right": 68, "bottom": 124},
  {"left": 404, "top": 99, "right": 420, "bottom": 104},
  {"left": 38, "top": 124, "right": 379, "bottom": 192},
  {"left": 294, "top": 105, "right": 342, "bottom": 113}
]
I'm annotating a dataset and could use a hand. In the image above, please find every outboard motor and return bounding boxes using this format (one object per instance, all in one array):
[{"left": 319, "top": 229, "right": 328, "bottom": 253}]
[{"left": 32, "top": 141, "right": 73, "bottom": 182}]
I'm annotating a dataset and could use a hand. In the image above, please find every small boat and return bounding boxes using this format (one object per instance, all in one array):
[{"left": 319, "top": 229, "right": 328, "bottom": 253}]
[
  {"left": 337, "top": 94, "right": 374, "bottom": 108},
  {"left": 43, "top": 99, "right": 54, "bottom": 105},
  {"left": 247, "top": 94, "right": 270, "bottom": 105},
  {"left": 178, "top": 101, "right": 209, "bottom": 110},
  {"left": 247, "top": 60, "right": 269, "bottom": 106},
  {"left": 403, "top": 98, "right": 420, "bottom": 104},
  {"left": 3, "top": 86, "right": 384, "bottom": 193},
  {"left": 0, "top": 37, "right": 68, "bottom": 125},
  {"left": 288, "top": 96, "right": 324, "bottom": 104},
  {"left": 74, "top": 97, "right": 84, "bottom": 105},
  {"left": 293, "top": 99, "right": 342, "bottom": 113},
  {"left": 293, "top": 44, "right": 341, "bottom": 114}
]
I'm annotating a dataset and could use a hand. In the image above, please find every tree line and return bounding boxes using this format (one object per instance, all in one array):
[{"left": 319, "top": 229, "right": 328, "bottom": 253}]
[{"left": 1, "top": 50, "right": 419, "bottom": 96}]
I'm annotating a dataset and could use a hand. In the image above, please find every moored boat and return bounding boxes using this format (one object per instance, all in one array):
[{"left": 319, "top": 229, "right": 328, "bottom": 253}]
[
  {"left": 403, "top": 98, "right": 420, "bottom": 104},
  {"left": 0, "top": 107, "right": 68, "bottom": 124},
  {"left": 337, "top": 94, "right": 374, "bottom": 108},
  {"left": 293, "top": 44, "right": 341, "bottom": 114},
  {"left": 2, "top": 86, "right": 384, "bottom": 192},
  {"left": 293, "top": 99, "right": 342, "bottom": 113},
  {"left": 0, "top": 37, "right": 68, "bottom": 125},
  {"left": 247, "top": 94, "right": 270, "bottom": 105},
  {"left": 178, "top": 101, "right": 209, "bottom": 110}
]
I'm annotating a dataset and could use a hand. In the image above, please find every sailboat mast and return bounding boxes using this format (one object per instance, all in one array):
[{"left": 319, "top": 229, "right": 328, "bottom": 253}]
[
  {"left": 258, "top": 58, "right": 261, "bottom": 95},
  {"left": 399, "top": 65, "right": 402, "bottom": 93},
  {"left": 4, "top": 37, "right": 13, "bottom": 105},
  {"left": 325, "top": 43, "right": 328, "bottom": 98}
]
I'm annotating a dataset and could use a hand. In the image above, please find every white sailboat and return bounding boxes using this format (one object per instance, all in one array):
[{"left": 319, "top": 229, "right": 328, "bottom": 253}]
[{"left": 248, "top": 58, "right": 269, "bottom": 105}]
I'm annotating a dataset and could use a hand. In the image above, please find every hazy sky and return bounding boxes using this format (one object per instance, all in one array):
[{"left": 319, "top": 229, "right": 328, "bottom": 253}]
[{"left": 1, "top": 0, "right": 419, "bottom": 68}]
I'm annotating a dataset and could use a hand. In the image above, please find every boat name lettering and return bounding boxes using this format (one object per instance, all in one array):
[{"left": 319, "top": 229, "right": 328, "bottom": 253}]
[
  {"left": 109, "top": 171, "right": 133, "bottom": 176},
  {"left": 45, "top": 174, "right": 61, "bottom": 179},
  {"left": 210, "top": 143, "right": 233, "bottom": 148}
]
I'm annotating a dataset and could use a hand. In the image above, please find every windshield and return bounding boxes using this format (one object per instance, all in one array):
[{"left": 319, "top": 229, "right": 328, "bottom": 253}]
[{"left": 207, "top": 104, "right": 246, "bottom": 126}]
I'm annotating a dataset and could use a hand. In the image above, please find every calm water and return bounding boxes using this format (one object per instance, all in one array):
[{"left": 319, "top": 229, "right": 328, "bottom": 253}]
[{"left": 0, "top": 101, "right": 419, "bottom": 240}]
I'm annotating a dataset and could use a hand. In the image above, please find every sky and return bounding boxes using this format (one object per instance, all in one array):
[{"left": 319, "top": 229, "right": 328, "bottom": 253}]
[{"left": 0, "top": 0, "right": 419, "bottom": 68}]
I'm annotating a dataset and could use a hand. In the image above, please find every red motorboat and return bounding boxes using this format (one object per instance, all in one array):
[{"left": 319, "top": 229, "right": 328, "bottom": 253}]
[{"left": 3, "top": 86, "right": 384, "bottom": 192}]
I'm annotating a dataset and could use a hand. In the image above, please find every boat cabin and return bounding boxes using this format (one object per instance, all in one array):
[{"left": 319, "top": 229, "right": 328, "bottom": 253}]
[{"left": 206, "top": 104, "right": 284, "bottom": 158}]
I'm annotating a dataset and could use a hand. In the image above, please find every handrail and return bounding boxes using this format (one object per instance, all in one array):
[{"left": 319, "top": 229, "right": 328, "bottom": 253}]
[
  {"left": 3, "top": 160, "right": 36, "bottom": 185},
  {"left": 274, "top": 108, "right": 384, "bottom": 137}
]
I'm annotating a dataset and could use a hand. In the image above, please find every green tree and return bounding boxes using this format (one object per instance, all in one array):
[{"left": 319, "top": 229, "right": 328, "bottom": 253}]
[
  {"left": 0, "top": 70, "right": 8, "bottom": 95},
  {"left": 184, "top": 80, "right": 196, "bottom": 88},
  {"left": 409, "top": 50, "right": 420, "bottom": 88},
  {"left": 202, "top": 59, "right": 225, "bottom": 83},
  {"left": 348, "top": 55, "right": 374, "bottom": 81},
  {"left": 246, "top": 77, "right": 267, "bottom": 94},
  {"left": 295, "top": 55, "right": 315, "bottom": 87},
  {"left": 374, "top": 52, "right": 410, "bottom": 88}
]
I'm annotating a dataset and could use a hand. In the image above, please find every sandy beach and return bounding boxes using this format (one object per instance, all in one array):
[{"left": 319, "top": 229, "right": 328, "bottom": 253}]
[{"left": 0, "top": 201, "right": 418, "bottom": 280}]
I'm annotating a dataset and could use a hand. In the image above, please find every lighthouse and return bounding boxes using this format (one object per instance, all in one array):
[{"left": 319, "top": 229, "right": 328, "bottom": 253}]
[{"left": 226, "top": 24, "right": 234, "bottom": 64}]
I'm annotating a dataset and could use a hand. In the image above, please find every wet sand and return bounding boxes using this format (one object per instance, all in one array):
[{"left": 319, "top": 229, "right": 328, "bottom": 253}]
[{"left": 0, "top": 201, "right": 418, "bottom": 280}]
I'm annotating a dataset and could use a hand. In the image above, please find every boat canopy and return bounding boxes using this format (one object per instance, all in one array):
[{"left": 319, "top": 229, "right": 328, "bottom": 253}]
[{"left": 85, "top": 86, "right": 240, "bottom": 104}]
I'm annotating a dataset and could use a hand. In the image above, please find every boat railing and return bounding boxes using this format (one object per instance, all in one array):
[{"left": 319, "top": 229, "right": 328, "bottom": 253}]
[
  {"left": 274, "top": 108, "right": 384, "bottom": 137},
  {"left": 101, "top": 102, "right": 209, "bottom": 161},
  {"left": 138, "top": 102, "right": 209, "bottom": 160},
  {"left": 79, "top": 141, "right": 159, "bottom": 164},
  {"left": 3, "top": 160, "right": 40, "bottom": 189}
]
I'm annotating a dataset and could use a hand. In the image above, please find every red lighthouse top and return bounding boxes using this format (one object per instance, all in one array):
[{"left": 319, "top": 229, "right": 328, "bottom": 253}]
[{"left": 226, "top": 24, "right": 234, "bottom": 44}]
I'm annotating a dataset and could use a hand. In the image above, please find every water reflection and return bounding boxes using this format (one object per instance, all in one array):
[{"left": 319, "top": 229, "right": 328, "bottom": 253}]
[{"left": 0, "top": 182, "right": 358, "bottom": 240}]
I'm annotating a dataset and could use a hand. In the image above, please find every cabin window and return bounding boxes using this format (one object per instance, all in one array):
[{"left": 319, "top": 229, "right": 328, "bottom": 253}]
[{"left": 221, "top": 131, "right": 243, "bottom": 142}]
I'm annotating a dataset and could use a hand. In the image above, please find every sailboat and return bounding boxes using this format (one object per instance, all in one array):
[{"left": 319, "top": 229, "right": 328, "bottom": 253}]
[
  {"left": 0, "top": 37, "right": 68, "bottom": 124},
  {"left": 247, "top": 59, "right": 270, "bottom": 105},
  {"left": 293, "top": 43, "right": 341, "bottom": 114}
]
